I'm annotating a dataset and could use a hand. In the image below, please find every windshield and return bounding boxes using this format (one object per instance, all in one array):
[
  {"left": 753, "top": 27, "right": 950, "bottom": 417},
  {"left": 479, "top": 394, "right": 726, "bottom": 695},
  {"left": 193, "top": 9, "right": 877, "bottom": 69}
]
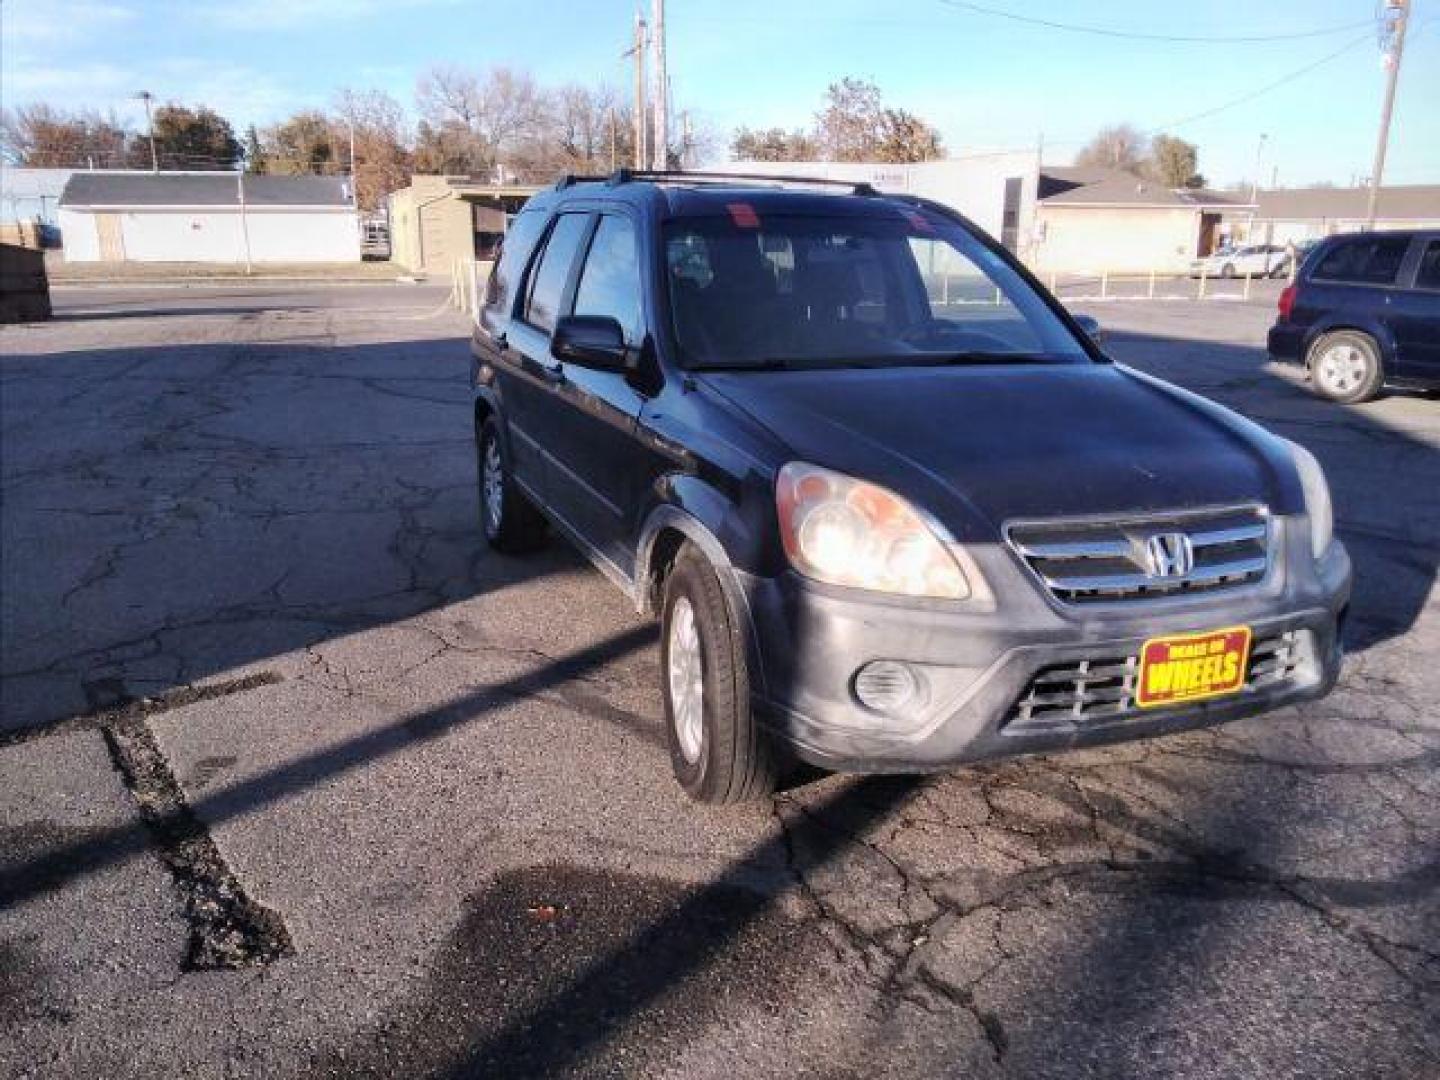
[{"left": 663, "top": 208, "right": 1090, "bottom": 370}]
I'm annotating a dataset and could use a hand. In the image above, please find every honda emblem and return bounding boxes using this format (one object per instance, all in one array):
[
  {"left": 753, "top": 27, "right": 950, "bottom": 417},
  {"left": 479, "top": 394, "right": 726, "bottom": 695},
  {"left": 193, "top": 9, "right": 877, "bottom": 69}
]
[{"left": 1144, "top": 532, "right": 1195, "bottom": 578}]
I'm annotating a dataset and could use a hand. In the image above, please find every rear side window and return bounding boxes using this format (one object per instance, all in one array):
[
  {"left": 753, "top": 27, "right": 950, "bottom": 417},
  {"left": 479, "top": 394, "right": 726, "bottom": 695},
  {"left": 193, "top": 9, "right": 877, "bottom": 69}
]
[
  {"left": 1415, "top": 241, "right": 1440, "bottom": 290},
  {"left": 1312, "top": 235, "right": 1411, "bottom": 285},
  {"left": 573, "top": 215, "right": 643, "bottom": 344},
  {"left": 524, "top": 213, "right": 591, "bottom": 332},
  {"left": 484, "top": 209, "right": 547, "bottom": 317}
]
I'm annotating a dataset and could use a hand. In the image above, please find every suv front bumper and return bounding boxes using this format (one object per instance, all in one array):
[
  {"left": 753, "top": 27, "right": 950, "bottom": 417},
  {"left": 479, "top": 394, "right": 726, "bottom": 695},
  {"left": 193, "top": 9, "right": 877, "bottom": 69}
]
[{"left": 737, "top": 521, "right": 1351, "bottom": 773}]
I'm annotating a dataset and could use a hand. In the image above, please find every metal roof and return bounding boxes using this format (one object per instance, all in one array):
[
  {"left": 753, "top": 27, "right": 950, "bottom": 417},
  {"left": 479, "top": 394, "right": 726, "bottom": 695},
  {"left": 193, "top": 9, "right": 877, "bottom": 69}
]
[
  {"left": 1250, "top": 184, "right": 1440, "bottom": 221},
  {"left": 1039, "top": 166, "right": 1247, "bottom": 210},
  {"left": 59, "top": 171, "right": 354, "bottom": 208}
]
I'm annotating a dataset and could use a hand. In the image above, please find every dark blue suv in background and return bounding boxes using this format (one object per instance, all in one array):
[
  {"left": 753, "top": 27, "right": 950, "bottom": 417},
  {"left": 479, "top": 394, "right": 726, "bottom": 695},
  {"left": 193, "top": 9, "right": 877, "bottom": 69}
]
[{"left": 1268, "top": 230, "right": 1440, "bottom": 402}]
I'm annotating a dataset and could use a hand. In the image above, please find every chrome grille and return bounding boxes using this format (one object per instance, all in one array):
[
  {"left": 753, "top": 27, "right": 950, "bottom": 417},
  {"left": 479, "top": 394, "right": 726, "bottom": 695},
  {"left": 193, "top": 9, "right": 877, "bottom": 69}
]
[
  {"left": 1008, "top": 506, "right": 1270, "bottom": 604},
  {"left": 1004, "top": 630, "right": 1304, "bottom": 732}
]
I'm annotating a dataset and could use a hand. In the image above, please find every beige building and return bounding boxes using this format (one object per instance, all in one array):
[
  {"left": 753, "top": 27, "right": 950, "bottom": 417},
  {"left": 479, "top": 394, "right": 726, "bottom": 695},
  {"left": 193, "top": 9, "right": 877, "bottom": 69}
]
[
  {"left": 387, "top": 175, "right": 540, "bottom": 274},
  {"left": 1031, "top": 167, "right": 1249, "bottom": 276}
]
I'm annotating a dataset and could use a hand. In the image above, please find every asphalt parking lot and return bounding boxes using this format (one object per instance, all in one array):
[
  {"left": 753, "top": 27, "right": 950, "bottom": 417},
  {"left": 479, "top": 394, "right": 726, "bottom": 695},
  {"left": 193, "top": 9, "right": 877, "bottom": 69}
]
[{"left": 2, "top": 281, "right": 1436, "bottom": 1079}]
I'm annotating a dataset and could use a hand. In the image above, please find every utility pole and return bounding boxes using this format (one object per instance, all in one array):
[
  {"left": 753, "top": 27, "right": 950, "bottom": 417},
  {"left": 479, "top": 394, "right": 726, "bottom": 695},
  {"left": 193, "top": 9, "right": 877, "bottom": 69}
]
[
  {"left": 628, "top": 12, "right": 648, "bottom": 170},
  {"left": 651, "top": 0, "right": 668, "bottom": 170},
  {"left": 346, "top": 116, "right": 358, "bottom": 210},
  {"left": 1247, "top": 132, "right": 1267, "bottom": 240},
  {"left": 135, "top": 91, "right": 158, "bottom": 171},
  {"left": 1367, "top": 0, "right": 1409, "bottom": 229},
  {"left": 236, "top": 167, "right": 253, "bottom": 274}
]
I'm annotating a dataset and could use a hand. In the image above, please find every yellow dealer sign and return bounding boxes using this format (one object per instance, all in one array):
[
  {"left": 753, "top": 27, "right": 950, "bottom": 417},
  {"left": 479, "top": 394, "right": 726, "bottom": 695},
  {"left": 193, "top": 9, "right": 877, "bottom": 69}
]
[{"left": 1136, "top": 626, "right": 1252, "bottom": 709}]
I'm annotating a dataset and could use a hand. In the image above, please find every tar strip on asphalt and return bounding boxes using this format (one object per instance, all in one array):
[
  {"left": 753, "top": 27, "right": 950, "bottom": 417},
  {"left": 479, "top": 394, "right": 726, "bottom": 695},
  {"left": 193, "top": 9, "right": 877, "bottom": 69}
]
[{"left": 2, "top": 672, "right": 295, "bottom": 969}]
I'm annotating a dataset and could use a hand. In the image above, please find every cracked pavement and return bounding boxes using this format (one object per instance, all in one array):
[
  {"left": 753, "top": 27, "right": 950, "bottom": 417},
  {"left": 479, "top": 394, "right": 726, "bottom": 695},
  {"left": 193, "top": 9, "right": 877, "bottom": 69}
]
[{"left": 1, "top": 283, "right": 1437, "bottom": 1078}]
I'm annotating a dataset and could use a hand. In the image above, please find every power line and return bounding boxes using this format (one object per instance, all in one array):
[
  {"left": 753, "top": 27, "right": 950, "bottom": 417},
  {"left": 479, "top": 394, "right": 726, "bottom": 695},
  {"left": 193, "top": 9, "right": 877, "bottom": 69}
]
[
  {"left": 935, "top": 0, "right": 1373, "bottom": 44},
  {"left": 1145, "top": 31, "right": 1376, "bottom": 133}
]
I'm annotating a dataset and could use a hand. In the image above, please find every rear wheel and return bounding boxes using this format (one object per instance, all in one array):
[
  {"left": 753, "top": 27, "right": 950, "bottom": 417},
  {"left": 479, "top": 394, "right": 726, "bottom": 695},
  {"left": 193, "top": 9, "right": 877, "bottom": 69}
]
[
  {"left": 477, "top": 415, "right": 547, "bottom": 553},
  {"left": 1220, "top": 263, "right": 1237, "bottom": 279},
  {"left": 660, "top": 544, "right": 777, "bottom": 804},
  {"left": 1309, "top": 331, "right": 1384, "bottom": 403}
]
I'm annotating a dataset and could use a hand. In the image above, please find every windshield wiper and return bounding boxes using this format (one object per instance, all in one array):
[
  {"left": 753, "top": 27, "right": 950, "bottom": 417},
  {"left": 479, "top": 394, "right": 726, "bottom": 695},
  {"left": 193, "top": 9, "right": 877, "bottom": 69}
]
[{"left": 689, "top": 357, "right": 793, "bottom": 371}]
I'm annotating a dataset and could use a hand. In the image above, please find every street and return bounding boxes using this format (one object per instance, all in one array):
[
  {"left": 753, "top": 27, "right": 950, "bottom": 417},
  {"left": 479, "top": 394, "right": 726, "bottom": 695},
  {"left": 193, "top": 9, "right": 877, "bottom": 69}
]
[{"left": 2, "top": 281, "right": 1436, "bottom": 1078}]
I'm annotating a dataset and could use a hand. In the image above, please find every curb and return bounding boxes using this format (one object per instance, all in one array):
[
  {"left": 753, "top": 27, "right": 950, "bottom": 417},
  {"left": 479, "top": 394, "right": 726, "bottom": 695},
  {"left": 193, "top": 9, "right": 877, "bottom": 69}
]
[{"left": 50, "top": 277, "right": 428, "bottom": 289}]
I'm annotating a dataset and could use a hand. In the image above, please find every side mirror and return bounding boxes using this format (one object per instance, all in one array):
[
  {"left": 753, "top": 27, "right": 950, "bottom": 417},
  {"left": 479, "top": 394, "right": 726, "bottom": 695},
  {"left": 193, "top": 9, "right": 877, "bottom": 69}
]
[
  {"left": 552, "top": 315, "right": 630, "bottom": 372},
  {"left": 1073, "top": 313, "right": 1104, "bottom": 346}
]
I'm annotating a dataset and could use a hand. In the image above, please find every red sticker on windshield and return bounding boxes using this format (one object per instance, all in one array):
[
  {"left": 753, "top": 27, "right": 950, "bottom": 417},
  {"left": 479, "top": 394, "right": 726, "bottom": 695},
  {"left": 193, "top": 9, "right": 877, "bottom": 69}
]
[{"left": 727, "top": 202, "right": 760, "bottom": 228}]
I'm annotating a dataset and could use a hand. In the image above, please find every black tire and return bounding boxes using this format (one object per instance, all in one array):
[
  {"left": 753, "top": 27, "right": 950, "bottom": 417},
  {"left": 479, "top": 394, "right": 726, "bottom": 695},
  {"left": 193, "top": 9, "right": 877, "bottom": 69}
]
[
  {"left": 476, "top": 415, "right": 547, "bottom": 553},
  {"left": 1308, "top": 331, "right": 1384, "bottom": 404},
  {"left": 1220, "top": 263, "right": 1236, "bottom": 279},
  {"left": 659, "top": 544, "right": 777, "bottom": 804}
]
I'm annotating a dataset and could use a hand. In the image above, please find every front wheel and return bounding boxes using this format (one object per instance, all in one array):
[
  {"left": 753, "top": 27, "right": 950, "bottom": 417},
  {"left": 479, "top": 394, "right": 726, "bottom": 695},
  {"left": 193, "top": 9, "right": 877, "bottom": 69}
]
[
  {"left": 1220, "top": 263, "right": 1236, "bottom": 279},
  {"left": 1309, "top": 331, "right": 1384, "bottom": 403},
  {"left": 660, "top": 544, "right": 777, "bottom": 804}
]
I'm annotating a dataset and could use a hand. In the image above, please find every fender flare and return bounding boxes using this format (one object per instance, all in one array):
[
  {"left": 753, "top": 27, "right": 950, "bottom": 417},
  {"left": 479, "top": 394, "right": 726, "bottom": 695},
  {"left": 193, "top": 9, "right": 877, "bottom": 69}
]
[{"left": 635, "top": 501, "right": 768, "bottom": 697}]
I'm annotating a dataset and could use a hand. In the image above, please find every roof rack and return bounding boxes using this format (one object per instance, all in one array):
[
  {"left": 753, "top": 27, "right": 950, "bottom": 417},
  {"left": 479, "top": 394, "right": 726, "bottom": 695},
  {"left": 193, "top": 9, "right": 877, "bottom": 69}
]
[
  {"left": 553, "top": 173, "right": 611, "bottom": 190},
  {"left": 604, "top": 169, "right": 878, "bottom": 196}
]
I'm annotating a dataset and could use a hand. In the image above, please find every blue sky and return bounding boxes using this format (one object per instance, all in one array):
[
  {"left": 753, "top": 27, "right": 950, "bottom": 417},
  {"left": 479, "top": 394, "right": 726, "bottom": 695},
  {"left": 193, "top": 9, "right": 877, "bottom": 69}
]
[{"left": 3, "top": 0, "right": 1437, "bottom": 186}]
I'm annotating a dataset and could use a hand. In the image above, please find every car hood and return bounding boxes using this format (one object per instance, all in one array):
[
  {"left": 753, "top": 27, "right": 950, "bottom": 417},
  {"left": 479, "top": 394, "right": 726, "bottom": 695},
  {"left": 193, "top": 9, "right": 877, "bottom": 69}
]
[{"left": 698, "top": 363, "right": 1300, "bottom": 541}]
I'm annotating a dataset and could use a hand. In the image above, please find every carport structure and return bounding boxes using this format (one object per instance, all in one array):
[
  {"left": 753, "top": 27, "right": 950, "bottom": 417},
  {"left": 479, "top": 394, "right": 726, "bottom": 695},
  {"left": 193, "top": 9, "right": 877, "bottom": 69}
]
[{"left": 387, "top": 176, "right": 539, "bottom": 274}]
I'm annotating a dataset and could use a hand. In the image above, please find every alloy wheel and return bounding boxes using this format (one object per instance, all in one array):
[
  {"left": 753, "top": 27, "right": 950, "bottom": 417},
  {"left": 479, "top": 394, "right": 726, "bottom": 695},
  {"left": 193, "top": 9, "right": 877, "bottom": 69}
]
[
  {"left": 483, "top": 437, "right": 504, "bottom": 536},
  {"left": 667, "top": 596, "right": 705, "bottom": 763}
]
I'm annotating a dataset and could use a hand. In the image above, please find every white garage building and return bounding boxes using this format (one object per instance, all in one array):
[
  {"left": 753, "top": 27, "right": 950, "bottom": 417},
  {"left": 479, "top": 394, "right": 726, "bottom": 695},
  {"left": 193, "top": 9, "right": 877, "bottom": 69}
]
[{"left": 57, "top": 172, "right": 360, "bottom": 263}]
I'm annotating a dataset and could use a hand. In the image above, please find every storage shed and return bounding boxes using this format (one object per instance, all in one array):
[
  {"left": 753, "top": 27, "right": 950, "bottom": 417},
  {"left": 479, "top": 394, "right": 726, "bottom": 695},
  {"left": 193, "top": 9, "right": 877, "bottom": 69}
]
[{"left": 57, "top": 172, "right": 361, "bottom": 263}]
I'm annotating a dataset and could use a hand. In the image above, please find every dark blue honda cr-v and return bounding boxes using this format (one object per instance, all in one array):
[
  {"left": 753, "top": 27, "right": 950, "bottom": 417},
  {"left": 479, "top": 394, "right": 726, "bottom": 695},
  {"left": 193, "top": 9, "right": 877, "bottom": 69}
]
[
  {"left": 474, "top": 171, "right": 1351, "bottom": 803},
  {"left": 1268, "top": 229, "right": 1440, "bottom": 402}
]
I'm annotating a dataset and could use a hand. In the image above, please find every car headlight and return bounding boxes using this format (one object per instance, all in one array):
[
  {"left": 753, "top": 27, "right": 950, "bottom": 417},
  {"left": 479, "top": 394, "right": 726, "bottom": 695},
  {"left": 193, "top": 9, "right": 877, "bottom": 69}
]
[
  {"left": 1286, "top": 440, "right": 1334, "bottom": 559},
  {"left": 776, "top": 463, "right": 970, "bottom": 599}
]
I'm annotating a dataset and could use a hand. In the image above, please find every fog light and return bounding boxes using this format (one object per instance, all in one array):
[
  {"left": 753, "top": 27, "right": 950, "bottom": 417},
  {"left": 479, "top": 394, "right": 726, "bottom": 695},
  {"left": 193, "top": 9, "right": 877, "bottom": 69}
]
[{"left": 853, "top": 661, "right": 919, "bottom": 713}]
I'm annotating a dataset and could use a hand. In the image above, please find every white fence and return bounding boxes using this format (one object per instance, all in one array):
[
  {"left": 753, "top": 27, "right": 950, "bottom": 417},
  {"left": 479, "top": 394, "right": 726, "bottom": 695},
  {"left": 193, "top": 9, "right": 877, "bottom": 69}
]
[{"left": 448, "top": 258, "right": 490, "bottom": 322}]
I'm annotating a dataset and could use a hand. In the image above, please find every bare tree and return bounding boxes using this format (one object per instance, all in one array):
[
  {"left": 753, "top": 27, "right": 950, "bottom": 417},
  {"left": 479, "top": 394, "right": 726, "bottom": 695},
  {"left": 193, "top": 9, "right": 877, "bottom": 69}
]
[
  {"left": 815, "top": 77, "right": 885, "bottom": 162},
  {"left": 1075, "top": 123, "right": 1149, "bottom": 174},
  {"left": 334, "top": 88, "right": 413, "bottom": 209},
  {"left": 1, "top": 104, "right": 131, "bottom": 167},
  {"left": 731, "top": 126, "right": 819, "bottom": 162},
  {"left": 732, "top": 79, "right": 941, "bottom": 164},
  {"left": 415, "top": 64, "right": 552, "bottom": 179}
]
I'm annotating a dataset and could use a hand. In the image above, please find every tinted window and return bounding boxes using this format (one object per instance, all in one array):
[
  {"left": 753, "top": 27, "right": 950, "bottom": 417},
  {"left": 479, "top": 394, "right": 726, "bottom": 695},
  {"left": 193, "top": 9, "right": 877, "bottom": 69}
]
[
  {"left": 524, "top": 213, "right": 591, "bottom": 332},
  {"left": 664, "top": 210, "right": 1085, "bottom": 369},
  {"left": 484, "top": 209, "right": 546, "bottom": 316},
  {"left": 1312, "top": 235, "right": 1411, "bottom": 285},
  {"left": 573, "top": 215, "right": 643, "bottom": 343},
  {"left": 1415, "top": 241, "right": 1440, "bottom": 290}
]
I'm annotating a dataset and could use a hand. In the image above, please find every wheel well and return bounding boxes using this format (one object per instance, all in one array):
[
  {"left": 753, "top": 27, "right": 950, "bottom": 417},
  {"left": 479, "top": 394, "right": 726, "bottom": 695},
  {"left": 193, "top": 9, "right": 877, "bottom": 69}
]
[
  {"left": 1306, "top": 327, "right": 1380, "bottom": 366},
  {"left": 643, "top": 527, "right": 688, "bottom": 615}
]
